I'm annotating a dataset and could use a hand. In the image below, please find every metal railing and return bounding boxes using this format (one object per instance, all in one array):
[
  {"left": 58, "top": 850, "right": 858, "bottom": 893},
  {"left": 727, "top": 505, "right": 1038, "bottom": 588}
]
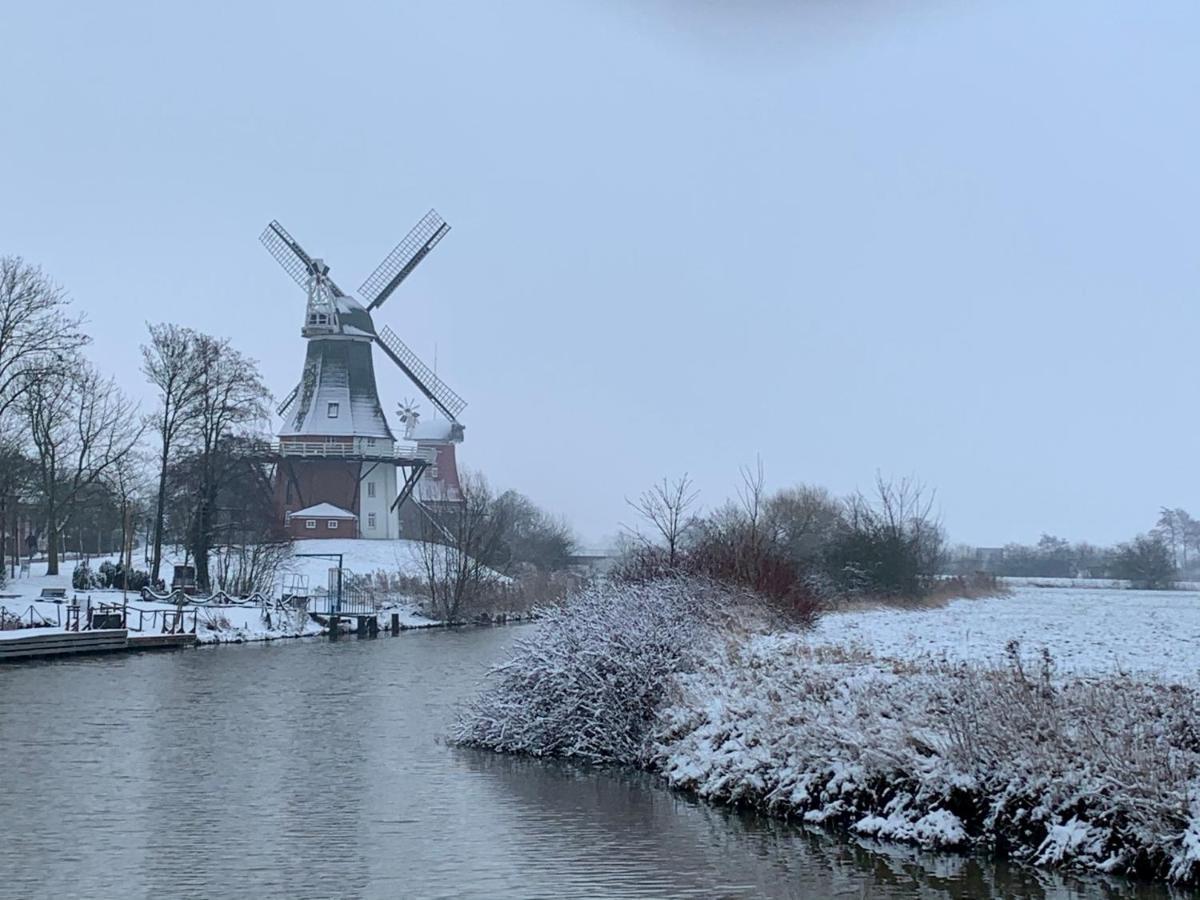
[
  {"left": 89, "top": 601, "right": 198, "bottom": 635},
  {"left": 0, "top": 604, "right": 57, "bottom": 630},
  {"left": 255, "top": 438, "right": 435, "bottom": 463}
]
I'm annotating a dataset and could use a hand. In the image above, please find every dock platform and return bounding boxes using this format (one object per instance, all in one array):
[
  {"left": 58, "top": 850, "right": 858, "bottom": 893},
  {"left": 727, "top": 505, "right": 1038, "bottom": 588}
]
[{"left": 0, "top": 628, "right": 195, "bottom": 662}]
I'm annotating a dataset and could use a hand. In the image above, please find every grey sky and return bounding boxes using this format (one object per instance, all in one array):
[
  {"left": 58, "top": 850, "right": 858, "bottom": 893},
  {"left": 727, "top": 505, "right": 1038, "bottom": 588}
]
[{"left": 1, "top": 1, "right": 1196, "bottom": 547}]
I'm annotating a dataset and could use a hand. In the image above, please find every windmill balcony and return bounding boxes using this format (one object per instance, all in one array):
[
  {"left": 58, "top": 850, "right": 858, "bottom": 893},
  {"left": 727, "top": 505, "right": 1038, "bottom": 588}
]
[{"left": 262, "top": 438, "right": 435, "bottom": 464}]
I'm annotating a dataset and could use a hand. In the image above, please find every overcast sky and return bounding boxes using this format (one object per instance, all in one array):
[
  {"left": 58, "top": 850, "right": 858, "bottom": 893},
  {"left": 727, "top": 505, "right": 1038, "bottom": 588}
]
[{"left": 2, "top": 1, "right": 1197, "bottom": 547}]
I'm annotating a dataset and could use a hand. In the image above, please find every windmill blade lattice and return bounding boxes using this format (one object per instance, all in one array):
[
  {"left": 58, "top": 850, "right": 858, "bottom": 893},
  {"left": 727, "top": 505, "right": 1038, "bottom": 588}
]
[
  {"left": 260, "top": 220, "right": 348, "bottom": 297},
  {"left": 359, "top": 210, "right": 450, "bottom": 311},
  {"left": 275, "top": 381, "right": 301, "bottom": 417},
  {"left": 376, "top": 325, "right": 467, "bottom": 422}
]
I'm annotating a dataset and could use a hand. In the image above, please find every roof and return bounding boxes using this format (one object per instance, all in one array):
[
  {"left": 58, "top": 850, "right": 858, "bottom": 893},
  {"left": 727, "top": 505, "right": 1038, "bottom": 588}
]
[
  {"left": 409, "top": 419, "right": 462, "bottom": 442},
  {"left": 290, "top": 503, "right": 358, "bottom": 519},
  {"left": 333, "top": 296, "right": 376, "bottom": 337}
]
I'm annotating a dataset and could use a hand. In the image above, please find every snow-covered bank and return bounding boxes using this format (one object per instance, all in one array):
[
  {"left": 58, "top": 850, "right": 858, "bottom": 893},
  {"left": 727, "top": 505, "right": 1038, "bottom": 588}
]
[
  {"left": 453, "top": 580, "right": 1200, "bottom": 886},
  {"left": 0, "top": 548, "right": 442, "bottom": 645},
  {"left": 656, "top": 636, "right": 1200, "bottom": 884}
]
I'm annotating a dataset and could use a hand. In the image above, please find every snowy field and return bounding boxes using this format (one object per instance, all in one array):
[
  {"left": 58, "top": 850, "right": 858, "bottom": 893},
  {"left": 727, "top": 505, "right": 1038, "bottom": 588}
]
[{"left": 807, "top": 583, "right": 1200, "bottom": 683}]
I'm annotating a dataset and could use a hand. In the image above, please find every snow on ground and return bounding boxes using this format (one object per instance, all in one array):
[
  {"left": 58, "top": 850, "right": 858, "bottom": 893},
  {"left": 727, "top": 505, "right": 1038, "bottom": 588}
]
[
  {"left": 0, "top": 540, "right": 444, "bottom": 644},
  {"left": 806, "top": 583, "right": 1200, "bottom": 683},
  {"left": 279, "top": 538, "right": 432, "bottom": 590}
]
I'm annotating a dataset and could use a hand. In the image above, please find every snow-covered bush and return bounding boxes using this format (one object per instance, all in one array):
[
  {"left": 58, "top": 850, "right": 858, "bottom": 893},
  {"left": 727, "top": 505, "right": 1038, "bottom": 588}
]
[
  {"left": 451, "top": 578, "right": 760, "bottom": 765},
  {"left": 72, "top": 563, "right": 98, "bottom": 590},
  {"left": 655, "top": 637, "right": 1200, "bottom": 884}
]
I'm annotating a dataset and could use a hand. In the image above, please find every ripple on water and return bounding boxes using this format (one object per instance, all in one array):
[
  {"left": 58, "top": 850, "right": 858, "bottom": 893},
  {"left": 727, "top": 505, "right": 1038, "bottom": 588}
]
[{"left": 0, "top": 630, "right": 1175, "bottom": 899}]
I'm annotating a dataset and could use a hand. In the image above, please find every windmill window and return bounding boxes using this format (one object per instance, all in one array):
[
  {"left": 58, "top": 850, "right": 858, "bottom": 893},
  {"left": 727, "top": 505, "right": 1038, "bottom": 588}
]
[
  {"left": 305, "top": 520, "right": 316, "bottom": 530},
  {"left": 368, "top": 513, "right": 377, "bottom": 529},
  {"left": 327, "top": 402, "right": 340, "bottom": 418},
  {"left": 367, "top": 482, "right": 376, "bottom": 498},
  {"left": 328, "top": 520, "right": 338, "bottom": 530}
]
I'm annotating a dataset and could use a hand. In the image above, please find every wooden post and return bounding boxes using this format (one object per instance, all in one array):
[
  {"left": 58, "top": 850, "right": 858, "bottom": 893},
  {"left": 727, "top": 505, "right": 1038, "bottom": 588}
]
[
  {"left": 390, "top": 612, "right": 400, "bottom": 634},
  {"left": 356, "top": 615, "right": 367, "bottom": 637},
  {"left": 367, "top": 616, "right": 378, "bottom": 637},
  {"left": 329, "top": 615, "right": 340, "bottom": 639}
]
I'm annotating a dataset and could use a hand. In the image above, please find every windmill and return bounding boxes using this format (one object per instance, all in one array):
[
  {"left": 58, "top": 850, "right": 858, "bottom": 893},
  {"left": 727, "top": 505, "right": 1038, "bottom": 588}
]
[{"left": 259, "top": 210, "right": 467, "bottom": 540}]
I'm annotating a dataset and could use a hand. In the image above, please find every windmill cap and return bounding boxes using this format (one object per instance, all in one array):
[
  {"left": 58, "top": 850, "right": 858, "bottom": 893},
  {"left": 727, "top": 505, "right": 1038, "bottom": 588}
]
[{"left": 331, "top": 295, "right": 376, "bottom": 337}]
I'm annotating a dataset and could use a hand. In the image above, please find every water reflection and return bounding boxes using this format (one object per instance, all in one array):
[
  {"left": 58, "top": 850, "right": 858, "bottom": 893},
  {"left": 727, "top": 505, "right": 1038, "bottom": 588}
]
[{"left": 0, "top": 632, "right": 1185, "bottom": 899}]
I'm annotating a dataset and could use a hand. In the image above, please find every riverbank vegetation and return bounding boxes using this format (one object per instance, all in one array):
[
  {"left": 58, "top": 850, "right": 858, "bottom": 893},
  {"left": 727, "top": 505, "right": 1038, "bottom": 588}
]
[
  {"left": 452, "top": 577, "right": 1200, "bottom": 886},
  {"left": 617, "top": 467, "right": 968, "bottom": 621}
]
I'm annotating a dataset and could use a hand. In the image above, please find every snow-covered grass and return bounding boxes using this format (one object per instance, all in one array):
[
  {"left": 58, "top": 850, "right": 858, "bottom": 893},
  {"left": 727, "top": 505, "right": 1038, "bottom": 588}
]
[
  {"left": 453, "top": 580, "right": 1200, "bottom": 885},
  {"left": 656, "top": 636, "right": 1200, "bottom": 884},
  {"left": 278, "top": 538, "right": 435, "bottom": 588},
  {"left": 1003, "top": 575, "right": 1200, "bottom": 592},
  {"left": 809, "top": 584, "right": 1200, "bottom": 683}
]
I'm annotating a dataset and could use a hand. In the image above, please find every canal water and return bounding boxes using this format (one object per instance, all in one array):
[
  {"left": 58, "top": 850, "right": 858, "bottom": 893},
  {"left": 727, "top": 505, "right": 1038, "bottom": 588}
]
[{"left": 0, "top": 627, "right": 1180, "bottom": 899}]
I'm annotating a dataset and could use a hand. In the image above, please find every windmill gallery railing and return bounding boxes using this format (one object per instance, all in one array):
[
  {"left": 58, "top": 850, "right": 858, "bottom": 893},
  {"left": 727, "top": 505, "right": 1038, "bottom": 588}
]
[{"left": 251, "top": 439, "right": 435, "bottom": 464}]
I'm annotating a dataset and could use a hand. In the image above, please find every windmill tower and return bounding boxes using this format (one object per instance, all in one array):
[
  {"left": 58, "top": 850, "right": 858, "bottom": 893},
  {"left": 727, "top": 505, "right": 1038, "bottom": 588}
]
[
  {"left": 396, "top": 399, "right": 466, "bottom": 539},
  {"left": 259, "top": 211, "right": 467, "bottom": 539}
]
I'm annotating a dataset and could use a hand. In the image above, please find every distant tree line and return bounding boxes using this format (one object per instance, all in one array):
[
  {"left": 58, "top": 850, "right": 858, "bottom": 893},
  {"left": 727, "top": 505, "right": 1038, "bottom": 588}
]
[{"left": 946, "top": 506, "right": 1194, "bottom": 589}]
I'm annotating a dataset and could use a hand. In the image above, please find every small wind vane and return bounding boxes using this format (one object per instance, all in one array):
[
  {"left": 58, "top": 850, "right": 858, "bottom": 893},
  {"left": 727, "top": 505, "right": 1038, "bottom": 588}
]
[{"left": 397, "top": 398, "right": 421, "bottom": 438}]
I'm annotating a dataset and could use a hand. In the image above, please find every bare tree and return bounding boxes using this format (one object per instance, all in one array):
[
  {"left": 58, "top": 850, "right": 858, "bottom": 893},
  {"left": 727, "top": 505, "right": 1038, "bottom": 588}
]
[
  {"left": 1154, "top": 507, "right": 1197, "bottom": 571},
  {"left": 416, "top": 471, "right": 509, "bottom": 622},
  {"left": 624, "top": 474, "right": 700, "bottom": 567},
  {"left": 765, "top": 484, "right": 843, "bottom": 565},
  {"left": 105, "top": 446, "right": 150, "bottom": 578},
  {"left": 0, "top": 422, "right": 36, "bottom": 583},
  {"left": 141, "top": 323, "right": 202, "bottom": 583},
  {"left": 186, "top": 335, "right": 270, "bottom": 592},
  {"left": 0, "top": 257, "right": 88, "bottom": 421},
  {"left": 828, "top": 474, "right": 945, "bottom": 598},
  {"left": 489, "top": 490, "right": 577, "bottom": 571},
  {"left": 24, "top": 364, "right": 143, "bottom": 575}
]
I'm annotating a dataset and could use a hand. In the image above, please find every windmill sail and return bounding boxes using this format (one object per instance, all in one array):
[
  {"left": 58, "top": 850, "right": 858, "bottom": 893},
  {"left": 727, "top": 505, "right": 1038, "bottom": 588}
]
[
  {"left": 276, "top": 381, "right": 301, "bottom": 417},
  {"left": 260, "top": 220, "right": 348, "bottom": 296},
  {"left": 375, "top": 325, "right": 467, "bottom": 422},
  {"left": 359, "top": 210, "right": 450, "bottom": 311}
]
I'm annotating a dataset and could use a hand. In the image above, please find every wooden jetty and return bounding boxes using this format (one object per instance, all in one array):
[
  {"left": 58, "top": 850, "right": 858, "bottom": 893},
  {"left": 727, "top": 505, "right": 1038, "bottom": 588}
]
[{"left": 0, "top": 628, "right": 195, "bottom": 662}]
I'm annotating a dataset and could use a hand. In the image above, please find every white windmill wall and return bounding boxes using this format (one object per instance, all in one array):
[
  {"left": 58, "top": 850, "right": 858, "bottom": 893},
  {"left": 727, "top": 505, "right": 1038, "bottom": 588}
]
[{"left": 357, "top": 462, "right": 399, "bottom": 539}]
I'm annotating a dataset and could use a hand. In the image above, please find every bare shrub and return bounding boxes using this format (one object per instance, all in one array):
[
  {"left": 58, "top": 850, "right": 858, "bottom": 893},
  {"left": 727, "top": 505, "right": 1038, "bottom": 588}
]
[
  {"left": 450, "top": 578, "right": 760, "bottom": 764},
  {"left": 824, "top": 474, "right": 945, "bottom": 599}
]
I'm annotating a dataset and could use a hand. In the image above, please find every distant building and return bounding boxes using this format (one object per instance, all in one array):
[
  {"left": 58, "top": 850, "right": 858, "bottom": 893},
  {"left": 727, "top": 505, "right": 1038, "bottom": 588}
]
[{"left": 286, "top": 503, "right": 359, "bottom": 540}]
